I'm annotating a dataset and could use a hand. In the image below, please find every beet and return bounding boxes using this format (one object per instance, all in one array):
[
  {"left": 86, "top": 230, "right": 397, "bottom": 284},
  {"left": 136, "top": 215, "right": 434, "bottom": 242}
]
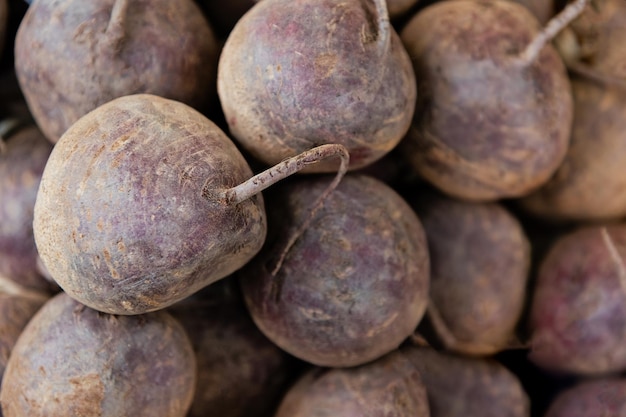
[
  {"left": 168, "top": 278, "right": 297, "bottom": 417},
  {"left": 413, "top": 191, "right": 530, "bottom": 356},
  {"left": 544, "top": 377, "right": 626, "bottom": 417},
  {"left": 400, "top": 345, "right": 531, "bottom": 417},
  {"left": 239, "top": 174, "right": 430, "bottom": 367},
  {"left": 15, "top": 0, "right": 219, "bottom": 143},
  {"left": 217, "top": 0, "right": 416, "bottom": 172},
  {"left": 33, "top": 94, "right": 348, "bottom": 315},
  {"left": 398, "top": 0, "right": 585, "bottom": 201},
  {"left": 0, "top": 293, "right": 47, "bottom": 387},
  {"left": 0, "top": 123, "right": 56, "bottom": 293},
  {"left": 528, "top": 224, "right": 626, "bottom": 375},
  {"left": 274, "top": 350, "right": 430, "bottom": 417},
  {"left": 518, "top": 73, "right": 626, "bottom": 221},
  {"left": 560, "top": 0, "right": 626, "bottom": 78},
  {"left": 0, "top": 292, "right": 196, "bottom": 417}
]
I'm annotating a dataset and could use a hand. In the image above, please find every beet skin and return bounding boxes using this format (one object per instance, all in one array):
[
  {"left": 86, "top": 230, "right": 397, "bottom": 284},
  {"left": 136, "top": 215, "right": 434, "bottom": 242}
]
[
  {"left": 529, "top": 224, "right": 626, "bottom": 375},
  {"left": 399, "top": 0, "right": 572, "bottom": 201},
  {"left": 275, "top": 350, "right": 430, "bottom": 417},
  {"left": 413, "top": 191, "right": 530, "bottom": 356},
  {"left": 15, "top": 0, "right": 219, "bottom": 143},
  {"left": 33, "top": 94, "right": 266, "bottom": 315},
  {"left": 0, "top": 292, "right": 196, "bottom": 417},
  {"left": 218, "top": 0, "right": 417, "bottom": 172}
]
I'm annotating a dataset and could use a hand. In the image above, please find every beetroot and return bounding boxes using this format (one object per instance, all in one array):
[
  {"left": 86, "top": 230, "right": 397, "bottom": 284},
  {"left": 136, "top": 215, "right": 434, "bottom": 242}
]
[
  {"left": 529, "top": 224, "right": 626, "bottom": 375},
  {"left": 398, "top": 0, "right": 584, "bottom": 201},
  {"left": 217, "top": 0, "right": 416, "bottom": 172},
  {"left": 274, "top": 350, "right": 430, "bottom": 417},
  {"left": 239, "top": 174, "right": 430, "bottom": 367},
  {"left": 0, "top": 292, "right": 196, "bottom": 417},
  {"left": 413, "top": 191, "right": 530, "bottom": 356},
  {"left": 560, "top": 0, "right": 626, "bottom": 77},
  {"left": 33, "top": 94, "right": 348, "bottom": 315},
  {"left": 0, "top": 124, "right": 56, "bottom": 293},
  {"left": 0, "top": 293, "right": 47, "bottom": 387},
  {"left": 544, "top": 377, "right": 626, "bottom": 417},
  {"left": 518, "top": 73, "right": 626, "bottom": 221},
  {"left": 400, "top": 345, "right": 531, "bottom": 417},
  {"left": 15, "top": 0, "right": 219, "bottom": 143},
  {"left": 168, "top": 278, "right": 297, "bottom": 417}
]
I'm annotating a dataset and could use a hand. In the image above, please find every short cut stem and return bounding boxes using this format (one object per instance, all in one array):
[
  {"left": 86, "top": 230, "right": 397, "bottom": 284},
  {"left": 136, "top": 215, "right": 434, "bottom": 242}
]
[
  {"left": 373, "top": 0, "right": 391, "bottom": 57},
  {"left": 516, "top": 0, "right": 589, "bottom": 66},
  {"left": 220, "top": 144, "right": 349, "bottom": 204}
]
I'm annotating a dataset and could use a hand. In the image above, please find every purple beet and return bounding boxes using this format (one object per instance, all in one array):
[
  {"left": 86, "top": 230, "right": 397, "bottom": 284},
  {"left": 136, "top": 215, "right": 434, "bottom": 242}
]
[
  {"left": 239, "top": 174, "right": 430, "bottom": 367},
  {"left": 398, "top": 0, "right": 586, "bottom": 200},
  {"left": 0, "top": 292, "right": 197, "bottom": 417},
  {"left": 400, "top": 345, "right": 531, "bottom": 417},
  {"left": 15, "top": 0, "right": 219, "bottom": 143},
  {"left": 544, "top": 377, "right": 626, "bottom": 417},
  {"left": 0, "top": 293, "right": 48, "bottom": 387},
  {"left": 413, "top": 191, "right": 530, "bottom": 356},
  {"left": 529, "top": 224, "right": 626, "bottom": 375},
  {"left": 168, "top": 278, "right": 297, "bottom": 417},
  {"left": 218, "top": 0, "right": 417, "bottom": 172},
  {"left": 0, "top": 123, "right": 56, "bottom": 293},
  {"left": 274, "top": 350, "right": 430, "bottom": 417}
]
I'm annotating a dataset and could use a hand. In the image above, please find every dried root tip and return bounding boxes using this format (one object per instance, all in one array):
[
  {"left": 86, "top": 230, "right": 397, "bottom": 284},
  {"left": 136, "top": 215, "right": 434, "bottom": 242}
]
[
  {"left": 0, "top": 273, "right": 50, "bottom": 303},
  {"left": 515, "top": 0, "right": 590, "bottom": 66},
  {"left": 567, "top": 60, "right": 626, "bottom": 90}
]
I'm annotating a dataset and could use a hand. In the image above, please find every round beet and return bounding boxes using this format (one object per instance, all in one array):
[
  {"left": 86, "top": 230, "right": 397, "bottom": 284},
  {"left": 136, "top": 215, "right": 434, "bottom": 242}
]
[
  {"left": 544, "top": 377, "right": 626, "bottom": 417},
  {"left": 33, "top": 94, "right": 348, "bottom": 315},
  {"left": 529, "top": 224, "right": 626, "bottom": 375},
  {"left": 0, "top": 124, "right": 56, "bottom": 293},
  {"left": 239, "top": 174, "right": 430, "bottom": 367},
  {"left": 217, "top": 0, "right": 416, "bottom": 172},
  {"left": 519, "top": 73, "right": 626, "bottom": 221},
  {"left": 0, "top": 293, "right": 47, "bottom": 386},
  {"left": 0, "top": 292, "right": 196, "bottom": 417},
  {"left": 400, "top": 345, "right": 530, "bottom": 417},
  {"left": 168, "top": 278, "right": 297, "bottom": 417},
  {"left": 274, "top": 350, "right": 430, "bottom": 417},
  {"left": 399, "top": 0, "right": 581, "bottom": 201},
  {"left": 15, "top": 0, "right": 219, "bottom": 143},
  {"left": 413, "top": 191, "right": 530, "bottom": 356}
]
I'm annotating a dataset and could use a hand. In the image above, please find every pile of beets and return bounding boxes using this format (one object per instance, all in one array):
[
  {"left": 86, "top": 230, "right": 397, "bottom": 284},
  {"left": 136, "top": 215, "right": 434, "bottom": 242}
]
[{"left": 1, "top": 0, "right": 626, "bottom": 416}]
